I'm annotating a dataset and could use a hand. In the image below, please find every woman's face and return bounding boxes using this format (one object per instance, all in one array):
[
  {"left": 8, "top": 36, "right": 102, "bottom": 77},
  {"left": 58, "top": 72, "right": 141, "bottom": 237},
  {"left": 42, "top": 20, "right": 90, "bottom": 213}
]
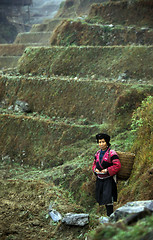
[{"left": 98, "top": 139, "right": 108, "bottom": 151}]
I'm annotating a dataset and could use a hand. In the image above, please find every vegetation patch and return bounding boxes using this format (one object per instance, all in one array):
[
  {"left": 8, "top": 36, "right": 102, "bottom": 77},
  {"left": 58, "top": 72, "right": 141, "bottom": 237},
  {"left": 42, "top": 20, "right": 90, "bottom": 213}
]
[
  {"left": 1, "top": 75, "right": 152, "bottom": 129},
  {"left": 88, "top": 0, "right": 153, "bottom": 27},
  {"left": 113, "top": 86, "right": 153, "bottom": 130},
  {"left": 118, "top": 96, "right": 153, "bottom": 204},
  {"left": 0, "top": 74, "right": 125, "bottom": 123},
  {"left": 0, "top": 0, "right": 153, "bottom": 239},
  {"left": 0, "top": 75, "right": 153, "bottom": 213},
  {"left": 0, "top": 113, "right": 100, "bottom": 168},
  {"left": 50, "top": 19, "right": 153, "bottom": 46},
  {"left": 55, "top": 0, "right": 104, "bottom": 18},
  {"left": 17, "top": 46, "right": 153, "bottom": 80},
  {"left": 0, "top": 177, "right": 87, "bottom": 240},
  {"left": 88, "top": 215, "right": 153, "bottom": 240}
]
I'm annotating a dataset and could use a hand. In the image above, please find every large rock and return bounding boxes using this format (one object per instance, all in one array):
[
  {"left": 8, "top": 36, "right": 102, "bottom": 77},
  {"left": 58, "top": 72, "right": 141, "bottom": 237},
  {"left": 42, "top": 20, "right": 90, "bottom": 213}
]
[
  {"left": 14, "top": 100, "right": 31, "bottom": 113},
  {"left": 62, "top": 213, "right": 89, "bottom": 226},
  {"left": 110, "top": 200, "right": 153, "bottom": 222}
]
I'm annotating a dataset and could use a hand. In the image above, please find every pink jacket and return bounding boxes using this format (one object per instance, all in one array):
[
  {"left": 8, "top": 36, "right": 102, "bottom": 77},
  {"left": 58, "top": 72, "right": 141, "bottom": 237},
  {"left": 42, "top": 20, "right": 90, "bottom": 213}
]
[{"left": 92, "top": 148, "right": 121, "bottom": 178}]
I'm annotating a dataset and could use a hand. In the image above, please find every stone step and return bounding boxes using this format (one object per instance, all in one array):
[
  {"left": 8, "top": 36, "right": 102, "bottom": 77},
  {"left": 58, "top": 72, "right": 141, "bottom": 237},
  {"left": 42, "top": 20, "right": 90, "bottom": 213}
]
[
  {"left": 0, "top": 56, "right": 20, "bottom": 69},
  {"left": 14, "top": 32, "right": 52, "bottom": 45}
]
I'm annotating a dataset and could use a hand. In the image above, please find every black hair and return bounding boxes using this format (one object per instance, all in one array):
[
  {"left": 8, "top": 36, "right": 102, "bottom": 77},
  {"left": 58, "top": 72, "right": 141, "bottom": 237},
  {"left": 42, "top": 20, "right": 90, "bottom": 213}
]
[{"left": 96, "top": 133, "right": 111, "bottom": 147}]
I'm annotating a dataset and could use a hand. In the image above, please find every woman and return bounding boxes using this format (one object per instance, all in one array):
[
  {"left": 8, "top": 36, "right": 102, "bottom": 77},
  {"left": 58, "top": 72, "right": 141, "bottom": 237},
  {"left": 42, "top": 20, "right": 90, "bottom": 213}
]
[{"left": 92, "top": 133, "right": 121, "bottom": 216}]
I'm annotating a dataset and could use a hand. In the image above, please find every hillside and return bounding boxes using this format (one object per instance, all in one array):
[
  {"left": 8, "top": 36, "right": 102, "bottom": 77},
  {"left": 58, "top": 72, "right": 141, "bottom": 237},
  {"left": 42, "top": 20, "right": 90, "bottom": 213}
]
[
  {"left": 50, "top": 19, "right": 153, "bottom": 46},
  {"left": 18, "top": 45, "right": 153, "bottom": 81},
  {"left": 0, "top": 0, "right": 153, "bottom": 239},
  {"left": 88, "top": 0, "right": 153, "bottom": 27},
  {"left": 55, "top": 0, "right": 107, "bottom": 18}
]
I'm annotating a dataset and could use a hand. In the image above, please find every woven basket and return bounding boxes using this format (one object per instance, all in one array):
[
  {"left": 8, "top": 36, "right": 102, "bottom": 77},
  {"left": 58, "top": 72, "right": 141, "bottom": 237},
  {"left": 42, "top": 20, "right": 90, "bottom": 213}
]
[{"left": 116, "top": 151, "right": 135, "bottom": 180}]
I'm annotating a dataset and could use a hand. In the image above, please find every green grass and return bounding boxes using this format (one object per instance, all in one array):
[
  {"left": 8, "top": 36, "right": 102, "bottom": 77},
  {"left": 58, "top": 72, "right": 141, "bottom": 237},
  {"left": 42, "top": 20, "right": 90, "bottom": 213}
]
[
  {"left": 18, "top": 46, "right": 153, "bottom": 80},
  {"left": 88, "top": 215, "right": 153, "bottom": 240},
  {"left": 50, "top": 19, "right": 153, "bottom": 47}
]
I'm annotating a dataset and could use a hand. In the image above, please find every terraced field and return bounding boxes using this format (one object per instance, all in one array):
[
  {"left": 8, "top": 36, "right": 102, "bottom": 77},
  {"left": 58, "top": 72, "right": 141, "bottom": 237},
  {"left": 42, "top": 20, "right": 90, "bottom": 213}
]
[{"left": 0, "top": 0, "right": 153, "bottom": 239}]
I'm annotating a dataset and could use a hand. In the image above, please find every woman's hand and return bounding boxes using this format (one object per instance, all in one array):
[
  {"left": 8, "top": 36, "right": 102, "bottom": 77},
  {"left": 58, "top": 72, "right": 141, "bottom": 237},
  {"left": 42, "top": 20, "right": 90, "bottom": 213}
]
[
  {"left": 95, "top": 168, "right": 107, "bottom": 174},
  {"left": 95, "top": 168, "right": 100, "bottom": 173},
  {"left": 100, "top": 169, "right": 107, "bottom": 174}
]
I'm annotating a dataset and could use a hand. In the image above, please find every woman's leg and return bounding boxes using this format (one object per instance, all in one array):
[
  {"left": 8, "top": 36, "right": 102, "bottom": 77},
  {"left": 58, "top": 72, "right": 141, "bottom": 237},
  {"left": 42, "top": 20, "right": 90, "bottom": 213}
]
[{"left": 105, "top": 203, "right": 113, "bottom": 216}]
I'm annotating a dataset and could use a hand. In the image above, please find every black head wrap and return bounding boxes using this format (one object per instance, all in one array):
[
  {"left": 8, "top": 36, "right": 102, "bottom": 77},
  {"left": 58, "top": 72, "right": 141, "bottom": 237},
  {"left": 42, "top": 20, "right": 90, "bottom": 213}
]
[{"left": 96, "top": 133, "right": 111, "bottom": 147}]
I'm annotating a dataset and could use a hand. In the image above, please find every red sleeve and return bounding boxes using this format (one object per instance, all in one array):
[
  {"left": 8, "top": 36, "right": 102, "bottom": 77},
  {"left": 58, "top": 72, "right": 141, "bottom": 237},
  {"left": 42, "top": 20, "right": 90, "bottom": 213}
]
[
  {"left": 92, "top": 155, "right": 96, "bottom": 173},
  {"left": 107, "top": 152, "right": 121, "bottom": 176}
]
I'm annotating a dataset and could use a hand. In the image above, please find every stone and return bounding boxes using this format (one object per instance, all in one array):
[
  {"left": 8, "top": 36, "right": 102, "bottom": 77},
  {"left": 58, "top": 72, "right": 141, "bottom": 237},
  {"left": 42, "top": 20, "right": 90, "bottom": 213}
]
[
  {"left": 8, "top": 105, "right": 14, "bottom": 110},
  {"left": 14, "top": 100, "right": 31, "bottom": 113},
  {"left": 146, "top": 201, "right": 153, "bottom": 212},
  {"left": 110, "top": 200, "right": 153, "bottom": 222},
  {"left": 2, "top": 155, "right": 11, "bottom": 163},
  {"left": 49, "top": 210, "right": 62, "bottom": 222},
  {"left": 117, "top": 72, "right": 129, "bottom": 81},
  {"left": 62, "top": 213, "right": 89, "bottom": 226},
  {"left": 99, "top": 216, "right": 109, "bottom": 224}
]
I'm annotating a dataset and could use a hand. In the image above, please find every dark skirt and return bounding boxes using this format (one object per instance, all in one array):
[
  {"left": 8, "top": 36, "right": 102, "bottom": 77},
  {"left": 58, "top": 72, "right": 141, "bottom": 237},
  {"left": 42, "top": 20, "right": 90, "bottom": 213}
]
[{"left": 96, "top": 176, "right": 117, "bottom": 205}]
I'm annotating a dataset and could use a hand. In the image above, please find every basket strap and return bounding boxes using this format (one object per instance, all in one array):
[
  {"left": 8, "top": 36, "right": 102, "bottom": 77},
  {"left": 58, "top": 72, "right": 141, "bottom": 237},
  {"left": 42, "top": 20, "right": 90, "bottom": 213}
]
[
  {"left": 109, "top": 149, "right": 111, "bottom": 162},
  {"left": 109, "top": 149, "right": 117, "bottom": 183}
]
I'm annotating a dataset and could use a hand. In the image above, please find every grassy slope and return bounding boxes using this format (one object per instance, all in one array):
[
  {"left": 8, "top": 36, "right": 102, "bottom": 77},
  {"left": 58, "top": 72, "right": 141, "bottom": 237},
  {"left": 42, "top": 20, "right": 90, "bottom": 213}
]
[
  {"left": 0, "top": 0, "right": 153, "bottom": 239},
  {"left": 55, "top": 0, "right": 106, "bottom": 18},
  {"left": 0, "top": 112, "right": 100, "bottom": 168},
  {"left": 50, "top": 19, "right": 153, "bottom": 46},
  {"left": 88, "top": 0, "right": 153, "bottom": 27},
  {"left": 0, "top": 177, "right": 87, "bottom": 240},
  {"left": 3, "top": 75, "right": 152, "bottom": 124},
  {"left": 88, "top": 96, "right": 153, "bottom": 240},
  {"left": 88, "top": 215, "right": 153, "bottom": 240},
  {"left": 0, "top": 75, "right": 125, "bottom": 123},
  {"left": 18, "top": 46, "right": 153, "bottom": 80},
  {"left": 118, "top": 96, "right": 153, "bottom": 204},
  {"left": 0, "top": 74, "right": 153, "bottom": 210}
]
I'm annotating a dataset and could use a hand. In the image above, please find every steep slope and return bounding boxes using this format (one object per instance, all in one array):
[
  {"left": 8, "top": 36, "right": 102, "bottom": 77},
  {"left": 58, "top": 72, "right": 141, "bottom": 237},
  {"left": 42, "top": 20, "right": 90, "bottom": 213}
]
[
  {"left": 88, "top": 0, "right": 153, "bottom": 27},
  {"left": 55, "top": 0, "right": 107, "bottom": 18},
  {"left": 17, "top": 45, "right": 153, "bottom": 81},
  {"left": 50, "top": 19, "right": 153, "bottom": 46},
  {"left": 0, "top": 1, "right": 153, "bottom": 239}
]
